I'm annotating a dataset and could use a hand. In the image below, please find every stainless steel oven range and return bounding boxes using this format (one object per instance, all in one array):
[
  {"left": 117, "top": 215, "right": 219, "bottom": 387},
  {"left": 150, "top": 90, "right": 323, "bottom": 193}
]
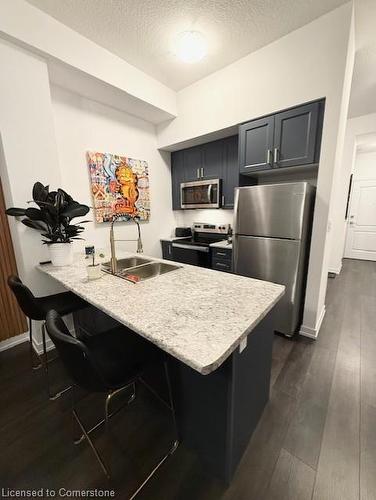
[{"left": 171, "top": 222, "right": 230, "bottom": 268}]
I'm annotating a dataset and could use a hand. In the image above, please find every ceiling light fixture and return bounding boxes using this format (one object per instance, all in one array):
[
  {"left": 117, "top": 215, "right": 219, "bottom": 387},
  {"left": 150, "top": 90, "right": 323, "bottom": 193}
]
[{"left": 175, "top": 31, "right": 207, "bottom": 63}]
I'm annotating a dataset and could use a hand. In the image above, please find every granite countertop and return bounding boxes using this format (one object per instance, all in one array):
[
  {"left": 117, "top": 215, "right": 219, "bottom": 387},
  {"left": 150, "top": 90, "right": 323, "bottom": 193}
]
[
  {"left": 38, "top": 253, "right": 284, "bottom": 375},
  {"left": 210, "top": 240, "right": 232, "bottom": 250}
]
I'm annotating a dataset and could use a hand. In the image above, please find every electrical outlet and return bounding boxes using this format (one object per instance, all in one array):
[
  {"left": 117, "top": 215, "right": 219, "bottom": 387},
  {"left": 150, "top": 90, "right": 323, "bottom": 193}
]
[{"left": 239, "top": 337, "right": 247, "bottom": 353}]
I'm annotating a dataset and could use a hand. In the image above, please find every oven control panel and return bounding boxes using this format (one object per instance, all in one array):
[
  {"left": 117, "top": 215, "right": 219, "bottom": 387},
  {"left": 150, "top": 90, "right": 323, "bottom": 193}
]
[{"left": 192, "top": 222, "right": 230, "bottom": 234}]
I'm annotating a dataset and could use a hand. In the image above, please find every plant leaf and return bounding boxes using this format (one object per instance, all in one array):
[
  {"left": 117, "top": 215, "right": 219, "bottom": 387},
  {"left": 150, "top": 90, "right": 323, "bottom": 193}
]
[
  {"left": 5, "top": 207, "right": 26, "bottom": 217},
  {"left": 21, "top": 218, "right": 48, "bottom": 232},
  {"left": 25, "top": 207, "right": 46, "bottom": 222},
  {"left": 32, "top": 182, "right": 49, "bottom": 208},
  {"left": 61, "top": 202, "right": 90, "bottom": 219}
]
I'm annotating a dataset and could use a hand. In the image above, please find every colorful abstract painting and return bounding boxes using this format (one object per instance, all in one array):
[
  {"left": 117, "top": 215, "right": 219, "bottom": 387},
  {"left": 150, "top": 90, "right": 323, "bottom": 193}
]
[{"left": 87, "top": 151, "right": 150, "bottom": 223}]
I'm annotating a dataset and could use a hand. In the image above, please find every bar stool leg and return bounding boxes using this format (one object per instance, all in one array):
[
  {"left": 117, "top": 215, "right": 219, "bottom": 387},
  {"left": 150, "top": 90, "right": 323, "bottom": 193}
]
[
  {"left": 70, "top": 385, "right": 110, "bottom": 479},
  {"left": 42, "top": 322, "right": 71, "bottom": 401},
  {"left": 128, "top": 361, "right": 179, "bottom": 500},
  {"left": 29, "top": 318, "right": 42, "bottom": 370}
]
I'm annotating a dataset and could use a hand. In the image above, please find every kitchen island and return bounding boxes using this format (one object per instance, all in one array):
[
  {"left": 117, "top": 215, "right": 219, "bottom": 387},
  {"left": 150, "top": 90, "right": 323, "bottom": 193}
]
[{"left": 38, "top": 253, "right": 284, "bottom": 482}]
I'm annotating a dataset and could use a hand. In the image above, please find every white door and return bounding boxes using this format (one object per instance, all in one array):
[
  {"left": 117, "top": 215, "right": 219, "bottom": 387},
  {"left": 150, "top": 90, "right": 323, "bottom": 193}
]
[{"left": 344, "top": 179, "right": 376, "bottom": 261}]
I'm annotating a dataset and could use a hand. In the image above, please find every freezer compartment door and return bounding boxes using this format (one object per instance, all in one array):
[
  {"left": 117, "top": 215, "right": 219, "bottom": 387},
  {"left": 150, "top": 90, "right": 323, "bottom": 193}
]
[
  {"left": 233, "top": 235, "right": 306, "bottom": 336},
  {"left": 234, "top": 182, "right": 314, "bottom": 240}
]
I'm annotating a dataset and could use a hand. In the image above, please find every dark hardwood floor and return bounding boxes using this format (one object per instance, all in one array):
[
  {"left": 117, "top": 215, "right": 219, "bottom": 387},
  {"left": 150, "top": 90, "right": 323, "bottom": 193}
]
[{"left": 0, "top": 258, "right": 375, "bottom": 499}]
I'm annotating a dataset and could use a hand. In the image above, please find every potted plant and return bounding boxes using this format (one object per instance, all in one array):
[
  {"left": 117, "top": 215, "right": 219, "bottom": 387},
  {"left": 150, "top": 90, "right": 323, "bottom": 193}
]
[{"left": 5, "top": 182, "right": 90, "bottom": 267}]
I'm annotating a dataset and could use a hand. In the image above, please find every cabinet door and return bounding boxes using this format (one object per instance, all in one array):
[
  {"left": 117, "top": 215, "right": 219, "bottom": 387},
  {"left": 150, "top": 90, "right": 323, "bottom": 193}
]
[
  {"left": 239, "top": 116, "right": 274, "bottom": 173},
  {"left": 201, "top": 140, "right": 224, "bottom": 179},
  {"left": 171, "top": 150, "right": 184, "bottom": 210},
  {"left": 183, "top": 146, "right": 203, "bottom": 181},
  {"left": 273, "top": 102, "right": 319, "bottom": 168},
  {"left": 222, "top": 135, "right": 239, "bottom": 209}
]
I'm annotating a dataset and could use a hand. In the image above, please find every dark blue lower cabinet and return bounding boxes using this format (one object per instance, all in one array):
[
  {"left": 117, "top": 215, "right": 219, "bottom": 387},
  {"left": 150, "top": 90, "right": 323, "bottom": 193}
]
[
  {"left": 211, "top": 247, "right": 233, "bottom": 273},
  {"left": 73, "top": 304, "right": 278, "bottom": 483},
  {"left": 161, "top": 240, "right": 174, "bottom": 260},
  {"left": 170, "top": 309, "right": 276, "bottom": 482}
]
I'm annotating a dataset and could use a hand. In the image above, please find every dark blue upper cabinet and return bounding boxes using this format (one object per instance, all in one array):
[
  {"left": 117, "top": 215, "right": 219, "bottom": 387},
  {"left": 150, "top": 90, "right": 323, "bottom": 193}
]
[
  {"left": 183, "top": 146, "right": 203, "bottom": 181},
  {"left": 273, "top": 102, "right": 320, "bottom": 168},
  {"left": 171, "top": 150, "right": 185, "bottom": 210},
  {"left": 239, "top": 116, "right": 275, "bottom": 173},
  {"left": 239, "top": 100, "right": 324, "bottom": 175},
  {"left": 202, "top": 140, "right": 224, "bottom": 179},
  {"left": 222, "top": 135, "right": 239, "bottom": 209}
]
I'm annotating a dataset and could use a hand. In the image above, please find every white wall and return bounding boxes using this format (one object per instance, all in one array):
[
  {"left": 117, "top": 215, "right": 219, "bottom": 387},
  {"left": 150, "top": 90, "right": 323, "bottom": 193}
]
[
  {"left": 329, "top": 112, "right": 376, "bottom": 273},
  {"left": 51, "top": 85, "right": 176, "bottom": 257},
  {"left": 158, "top": 3, "right": 355, "bottom": 338},
  {"left": 0, "top": 39, "right": 69, "bottom": 348},
  {"left": 0, "top": 39, "right": 64, "bottom": 296},
  {"left": 0, "top": 40, "right": 177, "bottom": 348},
  {"left": 0, "top": 0, "right": 176, "bottom": 124}
]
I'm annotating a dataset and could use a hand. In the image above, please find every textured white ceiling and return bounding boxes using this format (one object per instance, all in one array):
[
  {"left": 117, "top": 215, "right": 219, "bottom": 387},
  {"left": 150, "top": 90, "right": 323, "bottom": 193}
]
[{"left": 26, "top": 0, "right": 347, "bottom": 91}]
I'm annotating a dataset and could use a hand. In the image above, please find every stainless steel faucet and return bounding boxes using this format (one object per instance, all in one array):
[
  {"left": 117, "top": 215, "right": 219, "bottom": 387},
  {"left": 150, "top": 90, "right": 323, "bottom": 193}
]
[{"left": 110, "top": 215, "right": 143, "bottom": 274}]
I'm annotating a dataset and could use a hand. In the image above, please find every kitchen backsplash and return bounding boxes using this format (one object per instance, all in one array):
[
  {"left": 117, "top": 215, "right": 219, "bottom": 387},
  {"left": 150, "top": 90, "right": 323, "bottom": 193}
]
[{"left": 174, "top": 209, "right": 234, "bottom": 229}]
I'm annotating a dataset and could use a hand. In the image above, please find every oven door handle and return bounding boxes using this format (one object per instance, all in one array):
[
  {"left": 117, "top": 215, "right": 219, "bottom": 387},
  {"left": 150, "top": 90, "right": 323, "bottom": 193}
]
[{"left": 172, "top": 243, "right": 210, "bottom": 253}]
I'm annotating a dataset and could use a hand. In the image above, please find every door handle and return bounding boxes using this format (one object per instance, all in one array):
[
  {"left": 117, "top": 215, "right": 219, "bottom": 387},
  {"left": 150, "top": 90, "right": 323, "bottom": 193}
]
[
  {"left": 207, "top": 184, "right": 213, "bottom": 203},
  {"left": 197, "top": 168, "right": 200, "bottom": 179},
  {"left": 172, "top": 243, "right": 209, "bottom": 253},
  {"left": 201, "top": 167, "right": 204, "bottom": 177},
  {"left": 274, "top": 147, "right": 279, "bottom": 164}
]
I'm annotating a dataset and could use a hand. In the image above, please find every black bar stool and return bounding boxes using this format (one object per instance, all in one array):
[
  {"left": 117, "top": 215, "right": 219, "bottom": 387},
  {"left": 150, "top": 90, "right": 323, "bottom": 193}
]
[
  {"left": 7, "top": 275, "right": 88, "bottom": 399},
  {"left": 45, "top": 310, "right": 179, "bottom": 495}
]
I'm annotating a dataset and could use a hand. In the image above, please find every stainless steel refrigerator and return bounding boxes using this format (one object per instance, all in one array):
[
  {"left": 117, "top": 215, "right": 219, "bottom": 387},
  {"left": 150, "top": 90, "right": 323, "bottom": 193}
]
[{"left": 233, "top": 182, "right": 316, "bottom": 336}]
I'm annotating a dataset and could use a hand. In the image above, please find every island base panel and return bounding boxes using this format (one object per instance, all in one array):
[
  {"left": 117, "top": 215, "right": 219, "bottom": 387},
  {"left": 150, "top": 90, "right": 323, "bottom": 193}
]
[
  {"left": 171, "top": 310, "right": 275, "bottom": 483},
  {"left": 73, "top": 305, "right": 276, "bottom": 484}
]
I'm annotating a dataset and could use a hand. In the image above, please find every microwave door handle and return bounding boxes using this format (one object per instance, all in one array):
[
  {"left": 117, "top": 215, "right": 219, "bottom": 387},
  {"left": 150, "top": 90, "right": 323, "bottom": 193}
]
[{"left": 207, "top": 184, "right": 213, "bottom": 203}]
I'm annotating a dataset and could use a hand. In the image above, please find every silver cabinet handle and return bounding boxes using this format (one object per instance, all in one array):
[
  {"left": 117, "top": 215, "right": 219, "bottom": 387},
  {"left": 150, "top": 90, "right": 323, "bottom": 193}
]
[
  {"left": 201, "top": 167, "right": 204, "bottom": 177},
  {"left": 197, "top": 168, "right": 200, "bottom": 179},
  {"left": 172, "top": 243, "right": 209, "bottom": 253},
  {"left": 215, "top": 262, "right": 229, "bottom": 268},
  {"left": 168, "top": 244, "right": 172, "bottom": 255},
  {"left": 222, "top": 195, "right": 225, "bottom": 206},
  {"left": 274, "top": 147, "right": 279, "bottom": 164},
  {"left": 266, "top": 149, "right": 272, "bottom": 165},
  {"left": 216, "top": 251, "right": 227, "bottom": 257}
]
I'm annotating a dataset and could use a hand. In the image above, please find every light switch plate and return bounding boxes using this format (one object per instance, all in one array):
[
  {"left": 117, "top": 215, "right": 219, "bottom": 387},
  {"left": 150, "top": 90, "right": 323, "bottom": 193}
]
[{"left": 239, "top": 337, "right": 247, "bottom": 353}]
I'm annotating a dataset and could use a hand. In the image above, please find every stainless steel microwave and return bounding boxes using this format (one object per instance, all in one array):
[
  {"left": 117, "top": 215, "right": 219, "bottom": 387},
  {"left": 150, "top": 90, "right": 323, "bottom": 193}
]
[{"left": 180, "top": 179, "right": 221, "bottom": 209}]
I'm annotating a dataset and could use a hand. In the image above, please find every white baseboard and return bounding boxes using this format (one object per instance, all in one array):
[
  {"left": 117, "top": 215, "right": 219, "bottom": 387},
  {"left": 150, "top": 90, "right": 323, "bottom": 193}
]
[
  {"left": 328, "top": 262, "right": 342, "bottom": 275},
  {"left": 0, "top": 327, "right": 74, "bottom": 355},
  {"left": 32, "top": 335, "right": 54, "bottom": 355},
  {"left": 0, "top": 332, "right": 29, "bottom": 353},
  {"left": 299, "top": 305, "right": 326, "bottom": 339}
]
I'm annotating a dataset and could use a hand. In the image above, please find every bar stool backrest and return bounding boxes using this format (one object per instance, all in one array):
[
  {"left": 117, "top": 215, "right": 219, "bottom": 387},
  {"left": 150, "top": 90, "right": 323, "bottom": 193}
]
[
  {"left": 7, "top": 275, "right": 45, "bottom": 321},
  {"left": 45, "top": 310, "right": 109, "bottom": 392}
]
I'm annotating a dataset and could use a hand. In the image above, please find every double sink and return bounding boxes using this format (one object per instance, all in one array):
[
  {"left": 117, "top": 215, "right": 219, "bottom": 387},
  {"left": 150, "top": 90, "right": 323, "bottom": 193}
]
[{"left": 102, "top": 256, "right": 181, "bottom": 283}]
